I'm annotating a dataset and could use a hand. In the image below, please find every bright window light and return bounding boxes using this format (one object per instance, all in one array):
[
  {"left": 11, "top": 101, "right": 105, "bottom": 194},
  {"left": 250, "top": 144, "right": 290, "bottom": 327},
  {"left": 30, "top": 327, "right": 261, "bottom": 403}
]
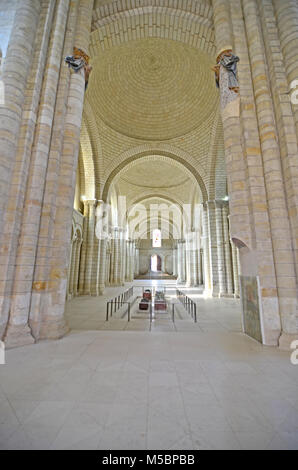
[{"left": 152, "top": 229, "right": 161, "bottom": 248}]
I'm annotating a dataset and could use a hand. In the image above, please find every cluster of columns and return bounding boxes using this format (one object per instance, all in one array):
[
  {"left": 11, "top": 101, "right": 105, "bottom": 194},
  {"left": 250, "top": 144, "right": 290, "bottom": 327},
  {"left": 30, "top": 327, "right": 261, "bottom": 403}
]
[
  {"left": 77, "top": 199, "right": 107, "bottom": 296},
  {"left": 124, "top": 239, "right": 138, "bottom": 283},
  {"left": 202, "top": 201, "right": 240, "bottom": 297},
  {"left": 174, "top": 202, "right": 239, "bottom": 297},
  {"left": 0, "top": 0, "right": 94, "bottom": 347},
  {"left": 67, "top": 228, "right": 83, "bottom": 299},
  {"left": 212, "top": 0, "right": 298, "bottom": 347},
  {"left": 176, "top": 236, "right": 203, "bottom": 287},
  {"left": 76, "top": 218, "right": 140, "bottom": 291}
]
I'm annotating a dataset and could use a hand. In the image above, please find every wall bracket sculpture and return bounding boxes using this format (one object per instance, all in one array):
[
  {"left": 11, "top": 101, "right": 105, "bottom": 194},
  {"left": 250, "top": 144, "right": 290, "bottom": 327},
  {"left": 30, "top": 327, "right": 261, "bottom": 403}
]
[
  {"left": 212, "top": 48, "right": 240, "bottom": 117},
  {"left": 65, "top": 47, "right": 92, "bottom": 90}
]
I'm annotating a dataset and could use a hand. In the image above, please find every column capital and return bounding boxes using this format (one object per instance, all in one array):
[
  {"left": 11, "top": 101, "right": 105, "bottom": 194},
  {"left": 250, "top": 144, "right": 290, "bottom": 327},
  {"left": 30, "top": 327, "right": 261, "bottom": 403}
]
[{"left": 82, "top": 198, "right": 97, "bottom": 207}]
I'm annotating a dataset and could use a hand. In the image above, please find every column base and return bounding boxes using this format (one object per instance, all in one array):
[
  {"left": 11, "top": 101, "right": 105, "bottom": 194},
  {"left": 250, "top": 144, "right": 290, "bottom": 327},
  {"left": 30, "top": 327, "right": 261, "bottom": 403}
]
[
  {"left": 38, "top": 317, "right": 69, "bottom": 341},
  {"left": 219, "top": 293, "right": 235, "bottom": 298},
  {"left": 203, "top": 288, "right": 212, "bottom": 298},
  {"left": 278, "top": 332, "right": 298, "bottom": 351},
  {"left": 4, "top": 324, "right": 35, "bottom": 349}
]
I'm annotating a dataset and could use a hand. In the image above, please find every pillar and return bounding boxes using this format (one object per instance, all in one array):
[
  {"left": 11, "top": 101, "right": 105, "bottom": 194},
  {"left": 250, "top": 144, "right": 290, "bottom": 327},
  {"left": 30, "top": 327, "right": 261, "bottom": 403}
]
[
  {"left": 177, "top": 240, "right": 185, "bottom": 284},
  {"left": 253, "top": 0, "right": 298, "bottom": 347},
  {"left": 231, "top": 241, "right": 240, "bottom": 298},
  {"left": 222, "top": 204, "right": 233, "bottom": 296},
  {"left": 212, "top": 0, "right": 284, "bottom": 345},
  {"left": 129, "top": 241, "right": 135, "bottom": 281},
  {"left": 0, "top": 0, "right": 55, "bottom": 341},
  {"left": 125, "top": 240, "right": 130, "bottom": 281},
  {"left": 73, "top": 236, "right": 82, "bottom": 296},
  {"left": 69, "top": 236, "right": 77, "bottom": 298},
  {"left": 135, "top": 248, "right": 139, "bottom": 277},
  {"left": 67, "top": 232, "right": 75, "bottom": 299},
  {"left": 202, "top": 205, "right": 211, "bottom": 295},
  {"left": 172, "top": 247, "right": 177, "bottom": 277},
  {"left": 78, "top": 201, "right": 88, "bottom": 294},
  {"left": 207, "top": 201, "right": 219, "bottom": 296},
  {"left": 111, "top": 227, "right": 121, "bottom": 286},
  {"left": 0, "top": 0, "right": 41, "bottom": 231},
  {"left": 98, "top": 238, "right": 107, "bottom": 295},
  {"left": 35, "top": 0, "right": 94, "bottom": 341},
  {"left": 83, "top": 200, "right": 96, "bottom": 295},
  {"left": 3, "top": 0, "right": 73, "bottom": 347}
]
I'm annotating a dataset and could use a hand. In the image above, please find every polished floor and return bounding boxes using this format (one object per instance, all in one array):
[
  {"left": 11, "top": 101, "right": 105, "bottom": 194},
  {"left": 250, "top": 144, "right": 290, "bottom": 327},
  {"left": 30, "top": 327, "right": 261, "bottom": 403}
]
[{"left": 0, "top": 281, "right": 297, "bottom": 450}]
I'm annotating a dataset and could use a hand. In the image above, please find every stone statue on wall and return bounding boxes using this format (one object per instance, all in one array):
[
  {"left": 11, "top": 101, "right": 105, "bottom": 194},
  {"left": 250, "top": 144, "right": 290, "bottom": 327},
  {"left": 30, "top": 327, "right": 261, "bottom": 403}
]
[
  {"left": 65, "top": 47, "right": 92, "bottom": 90},
  {"left": 212, "top": 48, "right": 240, "bottom": 93},
  {"left": 212, "top": 48, "right": 240, "bottom": 117}
]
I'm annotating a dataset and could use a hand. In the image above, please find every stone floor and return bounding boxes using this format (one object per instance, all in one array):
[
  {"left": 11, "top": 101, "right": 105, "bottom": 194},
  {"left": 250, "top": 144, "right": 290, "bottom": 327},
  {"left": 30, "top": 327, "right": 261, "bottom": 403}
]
[{"left": 0, "top": 281, "right": 297, "bottom": 450}]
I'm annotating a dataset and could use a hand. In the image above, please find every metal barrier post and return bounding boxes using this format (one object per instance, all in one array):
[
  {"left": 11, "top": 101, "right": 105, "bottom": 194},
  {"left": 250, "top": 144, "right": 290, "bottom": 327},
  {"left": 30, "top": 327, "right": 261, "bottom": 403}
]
[{"left": 128, "top": 303, "right": 130, "bottom": 322}]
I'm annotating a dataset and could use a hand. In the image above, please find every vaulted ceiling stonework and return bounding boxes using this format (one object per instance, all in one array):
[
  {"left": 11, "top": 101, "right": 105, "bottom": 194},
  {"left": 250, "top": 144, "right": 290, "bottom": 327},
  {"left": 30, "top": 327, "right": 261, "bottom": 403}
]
[
  {"left": 79, "top": 36, "right": 224, "bottom": 204},
  {"left": 90, "top": 38, "right": 217, "bottom": 141}
]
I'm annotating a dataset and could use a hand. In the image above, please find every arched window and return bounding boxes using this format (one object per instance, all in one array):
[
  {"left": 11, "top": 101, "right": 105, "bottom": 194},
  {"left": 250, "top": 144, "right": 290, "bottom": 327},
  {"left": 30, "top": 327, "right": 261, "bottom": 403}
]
[{"left": 152, "top": 229, "right": 161, "bottom": 248}]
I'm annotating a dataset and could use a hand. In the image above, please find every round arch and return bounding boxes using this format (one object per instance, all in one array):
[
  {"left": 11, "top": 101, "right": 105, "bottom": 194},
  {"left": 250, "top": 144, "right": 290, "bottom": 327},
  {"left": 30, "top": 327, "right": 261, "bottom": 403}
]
[
  {"left": 91, "top": 2, "right": 216, "bottom": 58},
  {"left": 102, "top": 150, "right": 208, "bottom": 202}
]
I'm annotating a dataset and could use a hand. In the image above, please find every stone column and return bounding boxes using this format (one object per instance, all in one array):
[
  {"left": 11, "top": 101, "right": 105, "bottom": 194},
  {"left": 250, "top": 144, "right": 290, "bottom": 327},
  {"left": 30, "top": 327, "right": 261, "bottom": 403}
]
[
  {"left": 231, "top": 241, "right": 240, "bottom": 298},
  {"left": 249, "top": 0, "right": 298, "bottom": 348},
  {"left": 185, "top": 233, "right": 192, "bottom": 286},
  {"left": 186, "top": 232, "right": 197, "bottom": 287},
  {"left": 212, "top": 0, "right": 283, "bottom": 345},
  {"left": 111, "top": 227, "right": 121, "bottom": 285},
  {"left": 181, "top": 240, "right": 186, "bottom": 284},
  {"left": 207, "top": 201, "right": 219, "bottom": 296},
  {"left": 69, "top": 237, "right": 78, "bottom": 298},
  {"left": 273, "top": 0, "right": 298, "bottom": 137},
  {"left": 4, "top": 0, "right": 72, "bottom": 347},
  {"left": 67, "top": 233, "right": 75, "bottom": 299},
  {"left": 117, "top": 228, "right": 123, "bottom": 286},
  {"left": 177, "top": 240, "right": 183, "bottom": 284},
  {"left": 211, "top": 0, "right": 252, "bottom": 249},
  {"left": 121, "top": 234, "right": 126, "bottom": 283},
  {"left": 125, "top": 240, "right": 130, "bottom": 281},
  {"left": 135, "top": 248, "right": 139, "bottom": 277},
  {"left": 0, "top": 0, "right": 56, "bottom": 341},
  {"left": 98, "top": 238, "right": 107, "bottom": 295},
  {"left": 172, "top": 247, "right": 177, "bottom": 277},
  {"left": 90, "top": 200, "right": 102, "bottom": 296},
  {"left": 129, "top": 241, "right": 135, "bottom": 281},
  {"left": 73, "top": 237, "right": 82, "bottom": 296},
  {"left": 37, "top": 0, "right": 94, "bottom": 341},
  {"left": 198, "top": 249, "right": 203, "bottom": 285},
  {"left": 83, "top": 200, "right": 96, "bottom": 295},
  {"left": 222, "top": 204, "right": 233, "bottom": 296},
  {"left": 215, "top": 202, "right": 227, "bottom": 297},
  {"left": 202, "top": 205, "right": 211, "bottom": 295},
  {"left": 78, "top": 201, "right": 88, "bottom": 294},
  {"left": 192, "top": 232, "right": 199, "bottom": 286},
  {"left": 0, "top": 0, "right": 41, "bottom": 231}
]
